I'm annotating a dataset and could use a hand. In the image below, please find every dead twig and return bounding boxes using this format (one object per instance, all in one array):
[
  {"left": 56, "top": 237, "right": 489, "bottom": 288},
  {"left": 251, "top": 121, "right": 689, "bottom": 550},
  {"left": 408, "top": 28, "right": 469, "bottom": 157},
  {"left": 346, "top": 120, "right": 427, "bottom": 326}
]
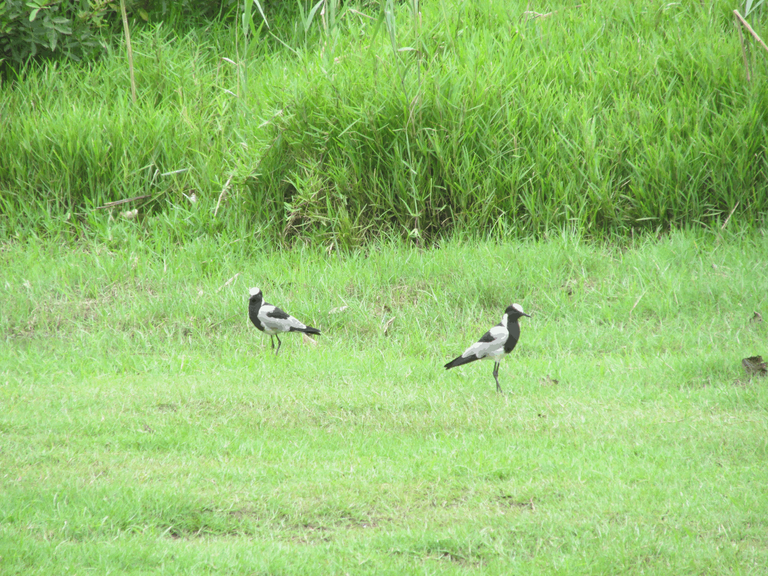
[
  {"left": 520, "top": 4, "right": 582, "bottom": 22},
  {"left": 217, "top": 273, "right": 240, "bottom": 293},
  {"left": 119, "top": 0, "right": 137, "bottom": 103},
  {"left": 734, "top": 10, "right": 768, "bottom": 54},
  {"left": 629, "top": 289, "right": 647, "bottom": 317},
  {"left": 214, "top": 175, "right": 233, "bottom": 218},
  {"left": 721, "top": 201, "right": 740, "bottom": 230},
  {"left": 96, "top": 195, "right": 151, "bottom": 210},
  {"left": 521, "top": 11, "right": 552, "bottom": 21}
]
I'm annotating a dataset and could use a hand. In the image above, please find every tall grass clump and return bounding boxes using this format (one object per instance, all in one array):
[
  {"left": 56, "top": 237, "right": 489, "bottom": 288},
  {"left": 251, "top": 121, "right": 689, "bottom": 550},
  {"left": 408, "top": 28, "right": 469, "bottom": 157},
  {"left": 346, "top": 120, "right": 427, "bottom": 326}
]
[
  {"left": 256, "top": 0, "right": 768, "bottom": 244},
  {"left": 1, "top": 0, "right": 766, "bottom": 244},
  {"left": 0, "top": 22, "right": 256, "bottom": 234}
]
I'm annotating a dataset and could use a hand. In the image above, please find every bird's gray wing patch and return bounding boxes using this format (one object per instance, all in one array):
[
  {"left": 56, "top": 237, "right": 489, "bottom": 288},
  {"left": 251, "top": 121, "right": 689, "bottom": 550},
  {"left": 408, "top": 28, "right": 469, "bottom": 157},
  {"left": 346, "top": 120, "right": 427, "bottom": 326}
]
[
  {"left": 259, "top": 305, "right": 307, "bottom": 333},
  {"left": 463, "top": 325, "right": 507, "bottom": 359}
]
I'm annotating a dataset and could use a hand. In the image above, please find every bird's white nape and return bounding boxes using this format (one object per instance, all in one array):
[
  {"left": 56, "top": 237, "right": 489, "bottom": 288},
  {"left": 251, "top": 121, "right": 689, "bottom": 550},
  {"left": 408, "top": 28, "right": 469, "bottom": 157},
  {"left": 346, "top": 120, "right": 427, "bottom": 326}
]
[
  {"left": 511, "top": 303, "right": 525, "bottom": 314},
  {"left": 249, "top": 287, "right": 261, "bottom": 297}
]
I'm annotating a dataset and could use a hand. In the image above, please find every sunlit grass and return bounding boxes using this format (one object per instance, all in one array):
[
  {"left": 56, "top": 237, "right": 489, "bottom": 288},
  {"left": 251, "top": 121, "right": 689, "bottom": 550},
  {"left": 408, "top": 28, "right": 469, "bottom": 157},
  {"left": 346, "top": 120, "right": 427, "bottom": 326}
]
[{"left": 2, "top": 230, "right": 767, "bottom": 573}]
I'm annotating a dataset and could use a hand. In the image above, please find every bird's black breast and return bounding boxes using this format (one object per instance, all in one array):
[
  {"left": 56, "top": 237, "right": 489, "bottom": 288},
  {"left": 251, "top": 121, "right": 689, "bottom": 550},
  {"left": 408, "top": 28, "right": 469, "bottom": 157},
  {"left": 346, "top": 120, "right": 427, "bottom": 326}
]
[
  {"left": 249, "top": 298, "right": 265, "bottom": 332},
  {"left": 504, "top": 321, "right": 521, "bottom": 353}
]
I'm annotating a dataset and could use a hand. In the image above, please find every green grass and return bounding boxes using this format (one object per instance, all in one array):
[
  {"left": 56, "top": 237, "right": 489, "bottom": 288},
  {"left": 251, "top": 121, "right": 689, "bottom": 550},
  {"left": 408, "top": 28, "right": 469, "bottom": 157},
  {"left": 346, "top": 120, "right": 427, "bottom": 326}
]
[
  {"left": 2, "top": 229, "right": 768, "bottom": 574},
  {"left": 1, "top": 0, "right": 767, "bottom": 243},
  {"left": 2, "top": 1, "right": 768, "bottom": 570}
]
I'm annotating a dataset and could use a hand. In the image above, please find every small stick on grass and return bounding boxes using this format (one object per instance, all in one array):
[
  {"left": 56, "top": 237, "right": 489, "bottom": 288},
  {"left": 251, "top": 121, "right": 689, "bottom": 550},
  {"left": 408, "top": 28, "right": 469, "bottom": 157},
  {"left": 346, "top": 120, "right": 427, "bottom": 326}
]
[
  {"left": 521, "top": 4, "right": 582, "bottom": 22},
  {"left": 96, "top": 195, "right": 150, "bottom": 210},
  {"left": 629, "top": 289, "right": 647, "bottom": 317},
  {"left": 734, "top": 10, "right": 768, "bottom": 54},
  {"left": 214, "top": 176, "right": 233, "bottom": 218},
  {"left": 119, "top": 0, "right": 137, "bottom": 103},
  {"left": 721, "top": 201, "right": 740, "bottom": 231}
]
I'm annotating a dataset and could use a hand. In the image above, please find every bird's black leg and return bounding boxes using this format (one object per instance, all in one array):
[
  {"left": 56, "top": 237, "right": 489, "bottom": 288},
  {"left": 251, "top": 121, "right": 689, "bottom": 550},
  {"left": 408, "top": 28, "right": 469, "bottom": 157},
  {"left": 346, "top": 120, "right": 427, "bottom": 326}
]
[
  {"left": 493, "top": 362, "right": 503, "bottom": 394},
  {"left": 274, "top": 334, "right": 282, "bottom": 355},
  {"left": 270, "top": 336, "right": 275, "bottom": 349}
]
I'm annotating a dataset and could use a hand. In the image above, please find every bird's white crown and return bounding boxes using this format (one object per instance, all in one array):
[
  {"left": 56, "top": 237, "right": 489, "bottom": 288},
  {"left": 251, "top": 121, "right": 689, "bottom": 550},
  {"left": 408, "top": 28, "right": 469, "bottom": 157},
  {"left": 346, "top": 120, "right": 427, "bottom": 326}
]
[
  {"left": 511, "top": 303, "right": 524, "bottom": 314},
  {"left": 249, "top": 287, "right": 261, "bottom": 297}
]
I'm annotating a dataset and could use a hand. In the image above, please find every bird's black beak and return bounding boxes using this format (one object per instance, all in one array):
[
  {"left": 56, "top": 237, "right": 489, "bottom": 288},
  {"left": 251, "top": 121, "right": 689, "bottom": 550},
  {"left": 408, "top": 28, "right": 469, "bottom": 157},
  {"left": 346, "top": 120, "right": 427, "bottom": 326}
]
[{"left": 523, "top": 312, "right": 532, "bottom": 318}]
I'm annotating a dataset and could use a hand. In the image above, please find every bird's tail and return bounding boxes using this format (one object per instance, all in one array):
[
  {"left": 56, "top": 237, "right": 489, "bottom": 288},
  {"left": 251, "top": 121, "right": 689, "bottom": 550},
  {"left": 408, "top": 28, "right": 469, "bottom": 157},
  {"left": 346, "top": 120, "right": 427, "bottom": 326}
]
[
  {"left": 298, "top": 326, "right": 321, "bottom": 336},
  {"left": 444, "top": 354, "right": 477, "bottom": 370}
]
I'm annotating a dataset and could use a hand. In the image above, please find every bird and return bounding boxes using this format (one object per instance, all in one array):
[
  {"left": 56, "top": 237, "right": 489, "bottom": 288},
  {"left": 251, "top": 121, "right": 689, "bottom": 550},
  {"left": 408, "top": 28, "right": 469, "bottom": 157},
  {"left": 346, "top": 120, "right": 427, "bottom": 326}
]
[
  {"left": 248, "top": 287, "right": 321, "bottom": 354},
  {"left": 444, "top": 303, "right": 531, "bottom": 393}
]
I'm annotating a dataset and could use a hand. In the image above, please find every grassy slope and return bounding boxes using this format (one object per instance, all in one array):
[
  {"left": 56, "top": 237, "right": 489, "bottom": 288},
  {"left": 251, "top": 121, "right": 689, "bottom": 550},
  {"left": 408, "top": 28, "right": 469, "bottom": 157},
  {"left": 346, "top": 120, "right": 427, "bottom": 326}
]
[
  {"left": 1, "top": 0, "right": 766, "bottom": 242},
  {"left": 2, "top": 230, "right": 767, "bottom": 574}
]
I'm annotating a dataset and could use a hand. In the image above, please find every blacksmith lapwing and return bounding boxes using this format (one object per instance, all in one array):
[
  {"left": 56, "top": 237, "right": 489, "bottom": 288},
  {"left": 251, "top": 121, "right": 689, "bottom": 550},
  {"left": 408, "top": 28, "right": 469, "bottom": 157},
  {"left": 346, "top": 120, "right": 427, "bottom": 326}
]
[
  {"left": 444, "top": 304, "right": 531, "bottom": 393},
  {"left": 248, "top": 287, "right": 321, "bottom": 354}
]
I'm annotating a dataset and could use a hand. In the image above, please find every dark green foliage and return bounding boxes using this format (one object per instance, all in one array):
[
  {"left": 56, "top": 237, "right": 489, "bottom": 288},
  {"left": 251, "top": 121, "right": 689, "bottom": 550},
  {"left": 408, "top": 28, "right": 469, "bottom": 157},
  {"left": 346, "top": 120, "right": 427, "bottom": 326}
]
[
  {"left": 0, "top": 0, "right": 111, "bottom": 68},
  {"left": 0, "top": 0, "right": 241, "bottom": 71}
]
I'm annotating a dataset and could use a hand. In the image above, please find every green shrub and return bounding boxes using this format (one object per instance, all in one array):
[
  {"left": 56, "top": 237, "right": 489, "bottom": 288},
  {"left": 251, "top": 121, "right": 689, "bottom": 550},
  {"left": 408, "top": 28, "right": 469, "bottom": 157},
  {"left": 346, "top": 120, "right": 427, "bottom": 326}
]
[
  {"left": 0, "top": 0, "right": 113, "bottom": 68},
  {"left": 0, "top": 0, "right": 241, "bottom": 70}
]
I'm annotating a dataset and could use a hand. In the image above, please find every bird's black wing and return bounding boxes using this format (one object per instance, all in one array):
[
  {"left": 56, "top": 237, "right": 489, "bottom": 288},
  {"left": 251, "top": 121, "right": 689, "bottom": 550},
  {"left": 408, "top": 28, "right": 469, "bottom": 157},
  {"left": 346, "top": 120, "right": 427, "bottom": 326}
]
[
  {"left": 265, "top": 307, "right": 290, "bottom": 320},
  {"left": 477, "top": 329, "right": 497, "bottom": 343}
]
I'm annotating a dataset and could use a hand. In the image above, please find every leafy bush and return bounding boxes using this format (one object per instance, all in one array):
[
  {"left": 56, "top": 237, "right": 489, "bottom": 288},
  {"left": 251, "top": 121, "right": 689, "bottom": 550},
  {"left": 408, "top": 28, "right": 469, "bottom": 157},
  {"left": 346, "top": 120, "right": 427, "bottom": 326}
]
[
  {"left": 0, "top": 0, "right": 239, "bottom": 70},
  {"left": 0, "top": 0, "right": 113, "bottom": 68}
]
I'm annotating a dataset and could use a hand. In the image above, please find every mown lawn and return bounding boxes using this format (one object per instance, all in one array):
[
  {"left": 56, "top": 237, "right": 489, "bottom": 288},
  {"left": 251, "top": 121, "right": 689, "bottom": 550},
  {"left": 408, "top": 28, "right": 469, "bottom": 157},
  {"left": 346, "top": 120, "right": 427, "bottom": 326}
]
[{"left": 1, "top": 230, "right": 767, "bottom": 574}]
